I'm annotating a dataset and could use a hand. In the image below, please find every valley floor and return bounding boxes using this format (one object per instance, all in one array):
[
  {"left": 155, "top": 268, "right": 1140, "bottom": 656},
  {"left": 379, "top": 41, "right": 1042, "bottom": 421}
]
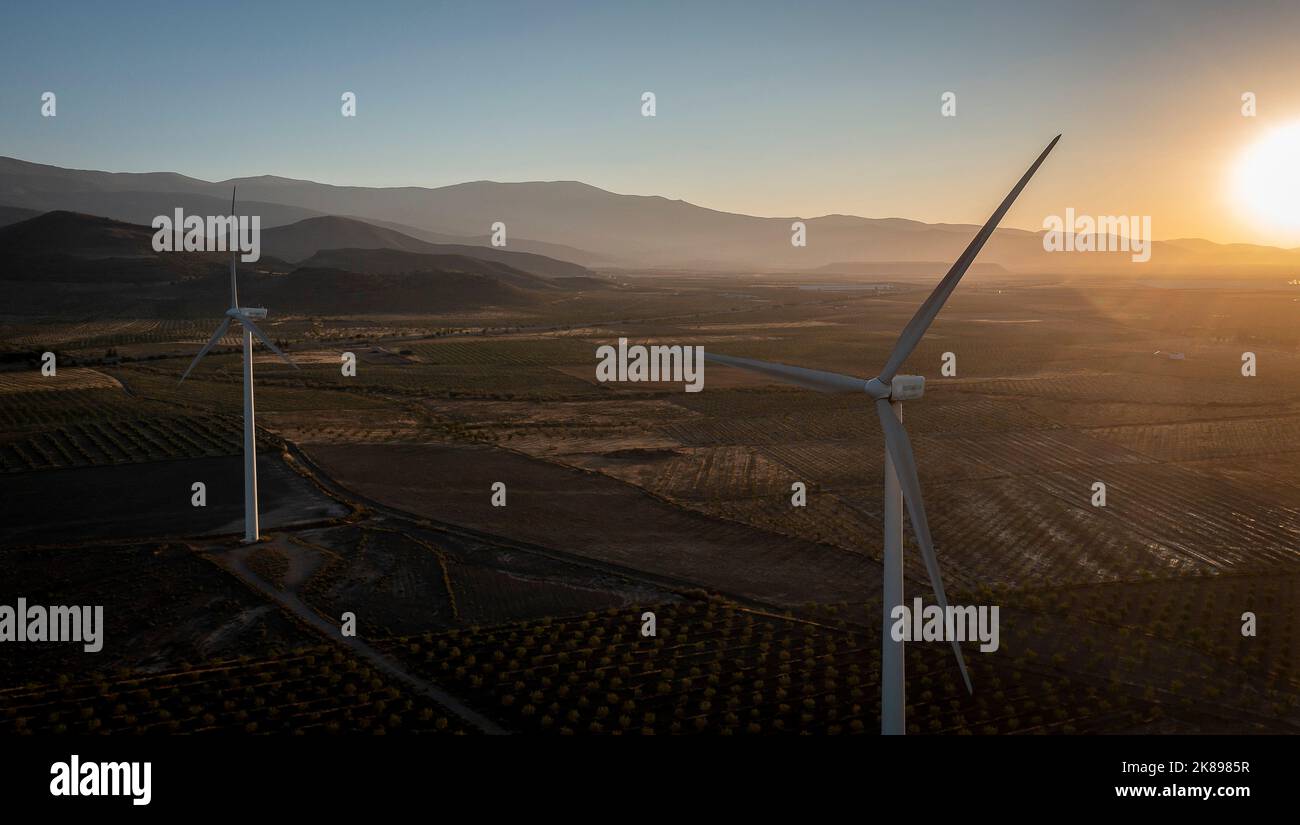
[{"left": 2, "top": 274, "right": 1298, "bottom": 734}]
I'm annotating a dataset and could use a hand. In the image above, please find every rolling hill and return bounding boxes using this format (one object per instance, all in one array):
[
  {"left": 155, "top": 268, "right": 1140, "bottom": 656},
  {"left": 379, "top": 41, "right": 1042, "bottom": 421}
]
[
  {"left": 252, "top": 267, "right": 536, "bottom": 314},
  {"left": 261, "top": 216, "right": 596, "bottom": 278},
  {"left": 0, "top": 211, "right": 591, "bottom": 317},
  {"left": 0, "top": 205, "right": 41, "bottom": 228},
  {"left": 0, "top": 211, "right": 224, "bottom": 282}
]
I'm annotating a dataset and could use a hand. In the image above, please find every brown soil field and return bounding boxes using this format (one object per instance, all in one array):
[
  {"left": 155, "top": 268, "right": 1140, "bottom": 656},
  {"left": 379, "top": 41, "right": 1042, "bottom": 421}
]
[
  {"left": 0, "top": 453, "right": 348, "bottom": 545},
  {"left": 305, "top": 442, "right": 879, "bottom": 607}
]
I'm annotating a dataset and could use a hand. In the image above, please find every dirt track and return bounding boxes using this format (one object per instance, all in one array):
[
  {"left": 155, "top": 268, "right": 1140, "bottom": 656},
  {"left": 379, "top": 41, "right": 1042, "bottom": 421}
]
[{"left": 216, "top": 541, "right": 508, "bottom": 735}]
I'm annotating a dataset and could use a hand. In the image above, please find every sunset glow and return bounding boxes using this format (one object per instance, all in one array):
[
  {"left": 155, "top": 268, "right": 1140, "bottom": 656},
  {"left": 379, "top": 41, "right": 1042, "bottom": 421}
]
[{"left": 1234, "top": 122, "right": 1300, "bottom": 232}]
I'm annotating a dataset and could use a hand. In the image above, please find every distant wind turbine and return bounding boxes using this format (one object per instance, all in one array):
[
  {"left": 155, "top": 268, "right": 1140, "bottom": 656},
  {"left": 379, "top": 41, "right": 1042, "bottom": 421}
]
[
  {"left": 705, "top": 135, "right": 1060, "bottom": 735},
  {"left": 180, "top": 187, "right": 297, "bottom": 543}
]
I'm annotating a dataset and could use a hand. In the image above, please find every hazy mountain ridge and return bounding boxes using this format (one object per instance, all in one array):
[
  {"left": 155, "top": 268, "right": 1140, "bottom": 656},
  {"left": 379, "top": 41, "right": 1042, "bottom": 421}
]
[
  {"left": 3, "top": 155, "right": 1300, "bottom": 274},
  {"left": 296, "top": 248, "right": 557, "bottom": 290},
  {"left": 250, "top": 266, "right": 538, "bottom": 314},
  {"left": 0, "top": 156, "right": 610, "bottom": 266}
]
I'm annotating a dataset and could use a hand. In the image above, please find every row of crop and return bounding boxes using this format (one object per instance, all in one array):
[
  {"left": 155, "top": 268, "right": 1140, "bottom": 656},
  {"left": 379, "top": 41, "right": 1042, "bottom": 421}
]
[
  {"left": 379, "top": 602, "right": 1165, "bottom": 734},
  {"left": 0, "top": 648, "right": 471, "bottom": 735},
  {"left": 0, "top": 414, "right": 246, "bottom": 472},
  {"left": 406, "top": 338, "right": 595, "bottom": 367}
]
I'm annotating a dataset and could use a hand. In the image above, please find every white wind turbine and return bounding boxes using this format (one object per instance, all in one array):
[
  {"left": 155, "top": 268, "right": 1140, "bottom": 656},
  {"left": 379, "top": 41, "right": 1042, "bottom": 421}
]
[
  {"left": 180, "top": 187, "right": 297, "bottom": 543},
  {"left": 706, "top": 136, "right": 1059, "bottom": 735}
]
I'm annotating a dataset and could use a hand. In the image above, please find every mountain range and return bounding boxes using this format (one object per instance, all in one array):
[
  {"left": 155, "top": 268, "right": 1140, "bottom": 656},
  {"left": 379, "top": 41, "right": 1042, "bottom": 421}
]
[{"left": 3, "top": 154, "right": 1299, "bottom": 276}]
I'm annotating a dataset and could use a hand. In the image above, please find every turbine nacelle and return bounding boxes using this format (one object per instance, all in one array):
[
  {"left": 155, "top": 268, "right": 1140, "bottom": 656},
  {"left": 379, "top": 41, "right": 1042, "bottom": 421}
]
[
  {"left": 890, "top": 374, "right": 925, "bottom": 401},
  {"left": 864, "top": 375, "right": 925, "bottom": 401},
  {"left": 228, "top": 307, "right": 267, "bottom": 320}
]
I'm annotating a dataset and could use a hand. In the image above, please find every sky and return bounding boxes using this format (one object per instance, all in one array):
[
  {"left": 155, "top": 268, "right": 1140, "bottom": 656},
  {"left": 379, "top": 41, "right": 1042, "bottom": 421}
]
[{"left": 2, "top": 0, "right": 1299, "bottom": 246}]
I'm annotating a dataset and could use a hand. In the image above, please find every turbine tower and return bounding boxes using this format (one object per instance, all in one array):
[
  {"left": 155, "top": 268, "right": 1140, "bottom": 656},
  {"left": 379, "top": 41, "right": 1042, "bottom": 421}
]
[
  {"left": 180, "top": 187, "right": 297, "bottom": 543},
  {"left": 705, "top": 135, "right": 1059, "bottom": 735}
]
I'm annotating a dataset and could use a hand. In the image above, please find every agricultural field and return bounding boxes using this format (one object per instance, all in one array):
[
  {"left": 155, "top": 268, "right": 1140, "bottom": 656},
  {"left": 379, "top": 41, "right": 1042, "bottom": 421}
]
[
  {"left": 2, "top": 275, "right": 1299, "bottom": 735},
  {"left": 223, "top": 518, "right": 678, "bottom": 640},
  {"left": 1, "top": 319, "right": 230, "bottom": 352},
  {"left": 0, "top": 413, "right": 245, "bottom": 472},
  {"left": 302, "top": 441, "right": 879, "bottom": 608},
  {"left": 0, "top": 454, "right": 348, "bottom": 545},
  {"left": 0, "top": 542, "right": 318, "bottom": 686},
  {"left": 0, "top": 646, "right": 472, "bottom": 735},
  {"left": 373, "top": 598, "right": 1197, "bottom": 735}
]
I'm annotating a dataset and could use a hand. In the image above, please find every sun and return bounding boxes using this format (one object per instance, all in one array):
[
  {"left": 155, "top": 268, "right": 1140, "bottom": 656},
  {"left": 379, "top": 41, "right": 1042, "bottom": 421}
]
[{"left": 1233, "top": 122, "right": 1300, "bottom": 231}]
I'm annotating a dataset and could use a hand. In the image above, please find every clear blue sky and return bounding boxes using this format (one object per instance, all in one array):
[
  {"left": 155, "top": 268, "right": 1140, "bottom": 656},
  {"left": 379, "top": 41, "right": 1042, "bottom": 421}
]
[{"left": 2, "top": 0, "right": 1299, "bottom": 243}]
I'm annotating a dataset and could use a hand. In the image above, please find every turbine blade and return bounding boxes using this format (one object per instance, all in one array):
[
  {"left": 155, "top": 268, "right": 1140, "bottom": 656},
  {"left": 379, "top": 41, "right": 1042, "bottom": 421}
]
[
  {"left": 229, "top": 186, "right": 239, "bottom": 309},
  {"left": 878, "top": 135, "right": 1060, "bottom": 382},
  {"left": 874, "top": 397, "right": 973, "bottom": 693},
  {"left": 704, "top": 352, "right": 864, "bottom": 393},
  {"left": 178, "top": 317, "right": 231, "bottom": 383},
  {"left": 234, "top": 312, "right": 297, "bottom": 368}
]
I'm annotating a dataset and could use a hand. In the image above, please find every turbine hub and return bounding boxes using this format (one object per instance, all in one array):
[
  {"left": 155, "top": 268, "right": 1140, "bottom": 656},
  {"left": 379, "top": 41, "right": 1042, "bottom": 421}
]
[
  {"left": 890, "top": 374, "right": 925, "bottom": 401},
  {"left": 864, "top": 377, "right": 892, "bottom": 399}
]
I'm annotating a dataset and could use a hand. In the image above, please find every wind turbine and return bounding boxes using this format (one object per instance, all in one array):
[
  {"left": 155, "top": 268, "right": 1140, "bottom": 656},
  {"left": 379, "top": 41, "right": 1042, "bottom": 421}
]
[
  {"left": 705, "top": 135, "right": 1059, "bottom": 735},
  {"left": 180, "top": 187, "right": 297, "bottom": 543}
]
